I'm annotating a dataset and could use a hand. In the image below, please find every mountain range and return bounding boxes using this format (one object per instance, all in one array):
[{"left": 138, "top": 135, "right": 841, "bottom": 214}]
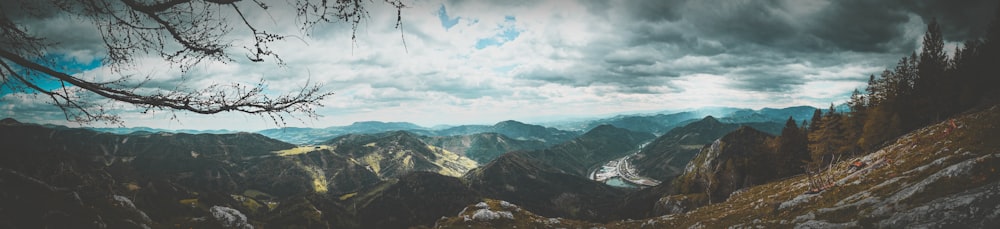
[
  {"left": 16, "top": 104, "right": 976, "bottom": 229},
  {"left": 257, "top": 119, "right": 582, "bottom": 145},
  {"left": 436, "top": 104, "right": 1000, "bottom": 228},
  {"left": 85, "top": 106, "right": 821, "bottom": 146}
]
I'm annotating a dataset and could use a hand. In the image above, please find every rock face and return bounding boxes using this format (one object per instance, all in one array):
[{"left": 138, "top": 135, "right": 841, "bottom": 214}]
[
  {"left": 630, "top": 116, "right": 784, "bottom": 181},
  {"left": 674, "top": 126, "right": 779, "bottom": 204}
]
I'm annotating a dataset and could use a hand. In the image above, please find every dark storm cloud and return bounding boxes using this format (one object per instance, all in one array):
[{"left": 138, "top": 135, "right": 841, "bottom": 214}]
[
  {"left": 621, "top": 0, "right": 688, "bottom": 22},
  {"left": 617, "top": 0, "right": 997, "bottom": 53},
  {"left": 682, "top": 1, "right": 799, "bottom": 48},
  {"left": 725, "top": 66, "right": 808, "bottom": 92},
  {"left": 806, "top": 0, "right": 914, "bottom": 52},
  {"left": 904, "top": 0, "right": 1000, "bottom": 41},
  {"left": 0, "top": 0, "right": 106, "bottom": 53},
  {"left": 546, "top": 0, "right": 999, "bottom": 96}
]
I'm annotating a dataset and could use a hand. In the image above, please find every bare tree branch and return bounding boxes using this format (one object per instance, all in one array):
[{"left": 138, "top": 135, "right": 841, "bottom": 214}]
[{"left": 0, "top": 0, "right": 407, "bottom": 126}]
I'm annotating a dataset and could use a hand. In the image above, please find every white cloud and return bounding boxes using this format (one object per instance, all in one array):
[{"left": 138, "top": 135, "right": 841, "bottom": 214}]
[{"left": 7, "top": 0, "right": 983, "bottom": 130}]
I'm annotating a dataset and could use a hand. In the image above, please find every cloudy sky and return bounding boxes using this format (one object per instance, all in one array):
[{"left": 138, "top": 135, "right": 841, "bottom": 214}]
[{"left": 1, "top": 0, "right": 998, "bottom": 130}]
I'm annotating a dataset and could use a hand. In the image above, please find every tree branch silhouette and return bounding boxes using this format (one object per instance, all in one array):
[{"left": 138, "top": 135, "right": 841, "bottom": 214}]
[{"left": 0, "top": 0, "right": 406, "bottom": 125}]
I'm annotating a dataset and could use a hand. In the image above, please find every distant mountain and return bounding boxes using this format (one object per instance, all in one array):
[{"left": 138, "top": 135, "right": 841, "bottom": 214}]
[
  {"left": 719, "top": 106, "right": 817, "bottom": 124},
  {"left": 435, "top": 120, "right": 581, "bottom": 146},
  {"left": 88, "top": 126, "right": 235, "bottom": 135},
  {"left": 258, "top": 120, "right": 581, "bottom": 146},
  {"left": 576, "top": 111, "right": 706, "bottom": 135},
  {"left": 323, "top": 131, "right": 479, "bottom": 179},
  {"left": 258, "top": 121, "right": 431, "bottom": 145},
  {"left": 630, "top": 116, "right": 784, "bottom": 181},
  {"left": 547, "top": 106, "right": 816, "bottom": 136},
  {"left": 420, "top": 132, "right": 548, "bottom": 164}
]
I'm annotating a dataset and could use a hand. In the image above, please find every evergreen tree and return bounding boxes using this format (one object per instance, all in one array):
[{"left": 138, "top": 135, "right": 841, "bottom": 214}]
[
  {"left": 808, "top": 109, "right": 823, "bottom": 132},
  {"left": 777, "top": 116, "right": 809, "bottom": 177},
  {"left": 808, "top": 104, "right": 848, "bottom": 168},
  {"left": 866, "top": 74, "right": 881, "bottom": 106},
  {"left": 914, "top": 17, "right": 951, "bottom": 125}
]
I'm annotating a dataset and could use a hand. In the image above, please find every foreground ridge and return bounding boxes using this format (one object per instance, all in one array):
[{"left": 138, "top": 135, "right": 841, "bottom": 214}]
[{"left": 437, "top": 105, "right": 1000, "bottom": 228}]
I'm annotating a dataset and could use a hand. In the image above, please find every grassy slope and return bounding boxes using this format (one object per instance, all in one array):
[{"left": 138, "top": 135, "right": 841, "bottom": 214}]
[{"left": 437, "top": 104, "right": 1000, "bottom": 228}]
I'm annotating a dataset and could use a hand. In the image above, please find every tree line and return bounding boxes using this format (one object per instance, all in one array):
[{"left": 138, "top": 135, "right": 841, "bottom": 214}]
[{"left": 793, "top": 7, "right": 1000, "bottom": 168}]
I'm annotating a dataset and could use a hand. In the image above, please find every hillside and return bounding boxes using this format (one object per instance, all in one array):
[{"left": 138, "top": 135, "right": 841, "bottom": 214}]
[
  {"left": 522, "top": 125, "right": 655, "bottom": 177},
  {"left": 0, "top": 120, "right": 382, "bottom": 228},
  {"left": 463, "top": 152, "right": 627, "bottom": 221},
  {"left": 672, "top": 126, "right": 780, "bottom": 204},
  {"left": 420, "top": 132, "right": 548, "bottom": 164},
  {"left": 323, "top": 131, "right": 479, "bottom": 178},
  {"left": 353, "top": 172, "right": 481, "bottom": 229},
  {"left": 629, "top": 116, "right": 784, "bottom": 181},
  {"left": 461, "top": 125, "right": 653, "bottom": 221},
  {"left": 437, "top": 104, "right": 1000, "bottom": 228}
]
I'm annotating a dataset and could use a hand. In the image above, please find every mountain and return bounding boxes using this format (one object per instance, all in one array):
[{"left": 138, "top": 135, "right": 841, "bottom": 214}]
[
  {"left": 559, "top": 111, "right": 706, "bottom": 135},
  {"left": 258, "top": 121, "right": 431, "bottom": 145},
  {"left": 463, "top": 152, "right": 627, "bottom": 221},
  {"left": 520, "top": 124, "right": 655, "bottom": 177},
  {"left": 435, "top": 120, "right": 581, "bottom": 146},
  {"left": 439, "top": 104, "right": 1000, "bottom": 228},
  {"left": 461, "top": 125, "right": 653, "bottom": 221},
  {"left": 672, "top": 126, "right": 779, "bottom": 204},
  {"left": 258, "top": 120, "right": 581, "bottom": 146},
  {"left": 758, "top": 106, "right": 818, "bottom": 122},
  {"left": 353, "top": 171, "right": 481, "bottom": 229},
  {"left": 323, "top": 131, "right": 479, "bottom": 178},
  {"left": 420, "top": 132, "right": 548, "bottom": 164},
  {"left": 89, "top": 126, "right": 235, "bottom": 135},
  {"left": 629, "top": 116, "right": 784, "bottom": 181},
  {"left": 0, "top": 119, "right": 388, "bottom": 228},
  {"left": 718, "top": 106, "right": 818, "bottom": 124},
  {"left": 545, "top": 106, "right": 815, "bottom": 136}
]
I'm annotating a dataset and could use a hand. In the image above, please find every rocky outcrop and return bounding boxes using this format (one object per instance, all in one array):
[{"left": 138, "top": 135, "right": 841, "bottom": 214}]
[{"left": 673, "top": 126, "right": 778, "bottom": 204}]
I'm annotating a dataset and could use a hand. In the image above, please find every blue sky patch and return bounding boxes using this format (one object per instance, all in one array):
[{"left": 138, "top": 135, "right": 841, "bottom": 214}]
[
  {"left": 437, "top": 5, "right": 460, "bottom": 30},
  {"left": 0, "top": 54, "right": 102, "bottom": 96},
  {"left": 475, "top": 16, "right": 521, "bottom": 49}
]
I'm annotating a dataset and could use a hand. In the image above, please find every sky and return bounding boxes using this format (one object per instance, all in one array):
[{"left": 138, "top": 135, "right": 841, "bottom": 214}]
[{"left": 1, "top": 0, "right": 998, "bottom": 131}]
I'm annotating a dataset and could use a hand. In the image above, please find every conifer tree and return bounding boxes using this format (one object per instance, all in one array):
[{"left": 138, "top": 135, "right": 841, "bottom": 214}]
[{"left": 777, "top": 116, "right": 809, "bottom": 176}]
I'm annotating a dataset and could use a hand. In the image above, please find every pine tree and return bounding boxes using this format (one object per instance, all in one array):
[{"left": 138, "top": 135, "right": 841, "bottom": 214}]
[
  {"left": 809, "top": 104, "right": 849, "bottom": 167},
  {"left": 866, "top": 74, "right": 881, "bottom": 106},
  {"left": 777, "top": 116, "right": 809, "bottom": 177},
  {"left": 808, "top": 109, "right": 823, "bottom": 132},
  {"left": 914, "top": 17, "right": 951, "bottom": 124}
]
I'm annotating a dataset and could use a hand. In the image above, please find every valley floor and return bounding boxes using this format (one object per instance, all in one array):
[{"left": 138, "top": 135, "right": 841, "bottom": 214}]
[{"left": 590, "top": 154, "right": 660, "bottom": 187}]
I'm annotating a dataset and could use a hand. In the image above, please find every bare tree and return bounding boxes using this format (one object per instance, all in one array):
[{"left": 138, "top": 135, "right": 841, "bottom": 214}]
[{"left": 0, "top": 0, "right": 405, "bottom": 125}]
